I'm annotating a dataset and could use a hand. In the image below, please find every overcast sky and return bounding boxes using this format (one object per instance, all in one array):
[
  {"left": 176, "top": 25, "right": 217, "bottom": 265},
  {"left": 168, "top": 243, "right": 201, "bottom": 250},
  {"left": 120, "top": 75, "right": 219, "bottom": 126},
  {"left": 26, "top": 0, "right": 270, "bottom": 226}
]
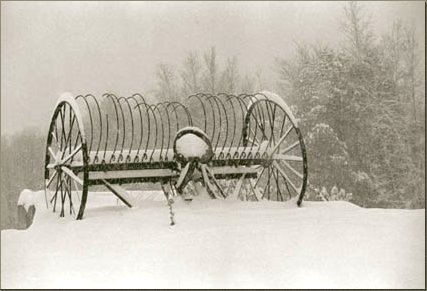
[{"left": 1, "top": 1, "right": 425, "bottom": 135}]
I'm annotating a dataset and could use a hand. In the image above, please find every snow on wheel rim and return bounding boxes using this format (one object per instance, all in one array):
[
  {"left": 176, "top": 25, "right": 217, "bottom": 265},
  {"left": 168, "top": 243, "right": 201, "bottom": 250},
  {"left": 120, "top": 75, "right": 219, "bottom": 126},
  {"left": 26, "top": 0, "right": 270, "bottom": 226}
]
[
  {"left": 242, "top": 92, "right": 308, "bottom": 204},
  {"left": 44, "top": 92, "right": 89, "bottom": 219}
]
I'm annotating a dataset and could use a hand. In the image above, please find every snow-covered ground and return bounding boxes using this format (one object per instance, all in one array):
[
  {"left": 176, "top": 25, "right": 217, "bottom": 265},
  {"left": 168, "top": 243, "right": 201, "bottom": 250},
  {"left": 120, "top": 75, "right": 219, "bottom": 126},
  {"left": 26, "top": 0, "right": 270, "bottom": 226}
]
[{"left": 1, "top": 190, "right": 425, "bottom": 289}]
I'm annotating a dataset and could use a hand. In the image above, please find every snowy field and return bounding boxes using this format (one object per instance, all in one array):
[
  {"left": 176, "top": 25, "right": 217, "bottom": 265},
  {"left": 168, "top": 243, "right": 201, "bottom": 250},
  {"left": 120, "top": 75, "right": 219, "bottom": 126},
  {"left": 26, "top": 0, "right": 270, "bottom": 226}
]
[{"left": 1, "top": 190, "right": 425, "bottom": 289}]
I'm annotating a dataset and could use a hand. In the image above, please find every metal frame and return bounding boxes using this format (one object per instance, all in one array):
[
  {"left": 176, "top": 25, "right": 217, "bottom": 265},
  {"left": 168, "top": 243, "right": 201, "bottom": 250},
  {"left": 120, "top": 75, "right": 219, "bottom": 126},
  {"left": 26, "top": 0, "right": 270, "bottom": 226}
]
[{"left": 44, "top": 91, "right": 308, "bottom": 219}]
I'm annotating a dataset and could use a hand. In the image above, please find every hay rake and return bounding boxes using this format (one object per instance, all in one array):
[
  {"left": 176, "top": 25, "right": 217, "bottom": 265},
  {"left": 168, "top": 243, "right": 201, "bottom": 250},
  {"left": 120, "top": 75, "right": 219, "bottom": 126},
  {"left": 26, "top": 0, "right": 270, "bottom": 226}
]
[{"left": 44, "top": 91, "right": 308, "bottom": 219}]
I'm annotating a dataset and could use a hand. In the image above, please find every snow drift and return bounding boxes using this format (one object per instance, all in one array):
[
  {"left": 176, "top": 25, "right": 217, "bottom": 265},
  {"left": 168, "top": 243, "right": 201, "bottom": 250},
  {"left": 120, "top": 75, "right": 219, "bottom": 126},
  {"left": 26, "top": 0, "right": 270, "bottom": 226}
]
[{"left": 1, "top": 190, "right": 425, "bottom": 289}]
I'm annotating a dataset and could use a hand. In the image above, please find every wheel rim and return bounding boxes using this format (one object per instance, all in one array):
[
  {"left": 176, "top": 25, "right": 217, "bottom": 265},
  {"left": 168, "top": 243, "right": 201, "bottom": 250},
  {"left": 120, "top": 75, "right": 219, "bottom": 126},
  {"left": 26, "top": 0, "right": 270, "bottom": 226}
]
[
  {"left": 44, "top": 100, "right": 89, "bottom": 219},
  {"left": 241, "top": 98, "right": 308, "bottom": 203}
]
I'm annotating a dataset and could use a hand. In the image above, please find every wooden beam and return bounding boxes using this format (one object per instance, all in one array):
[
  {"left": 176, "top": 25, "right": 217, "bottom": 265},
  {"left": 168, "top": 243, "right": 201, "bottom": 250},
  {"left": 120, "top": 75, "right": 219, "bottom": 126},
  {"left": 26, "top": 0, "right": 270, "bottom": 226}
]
[
  {"left": 88, "top": 166, "right": 259, "bottom": 181},
  {"left": 101, "top": 179, "right": 133, "bottom": 208}
]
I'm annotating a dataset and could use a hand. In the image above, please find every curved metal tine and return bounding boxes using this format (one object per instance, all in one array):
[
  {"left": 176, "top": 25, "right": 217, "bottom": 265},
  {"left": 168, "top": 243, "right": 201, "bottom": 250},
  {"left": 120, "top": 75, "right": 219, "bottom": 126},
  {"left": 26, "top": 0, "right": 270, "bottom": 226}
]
[
  {"left": 67, "top": 103, "right": 73, "bottom": 156},
  {"left": 162, "top": 103, "right": 176, "bottom": 159},
  {"left": 119, "top": 97, "right": 135, "bottom": 161},
  {"left": 255, "top": 93, "right": 277, "bottom": 147},
  {"left": 85, "top": 94, "right": 103, "bottom": 161},
  {"left": 131, "top": 93, "right": 146, "bottom": 105},
  {"left": 75, "top": 95, "right": 94, "bottom": 153},
  {"left": 250, "top": 95, "right": 268, "bottom": 148},
  {"left": 154, "top": 102, "right": 172, "bottom": 160},
  {"left": 135, "top": 102, "right": 156, "bottom": 160},
  {"left": 243, "top": 94, "right": 266, "bottom": 152},
  {"left": 166, "top": 103, "right": 181, "bottom": 135},
  {"left": 103, "top": 93, "right": 120, "bottom": 163},
  {"left": 205, "top": 94, "right": 222, "bottom": 152},
  {"left": 134, "top": 102, "right": 151, "bottom": 159},
  {"left": 240, "top": 93, "right": 258, "bottom": 150},
  {"left": 127, "top": 96, "right": 144, "bottom": 158},
  {"left": 168, "top": 101, "right": 193, "bottom": 127},
  {"left": 227, "top": 95, "right": 247, "bottom": 151},
  {"left": 198, "top": 93, "right": 216, "bottom": 151},
  {"left": 223, "top": 95, "right": 237, "bottom": 150},
  {"left": 149, "top": 104, "right": 163, "bottom": 161},
  {"left": 188, "top": 94, "right": 207, "bottom": 133},
  {"left": 66, "top": 99, "right": 82, "bottom": 153},
  {"left": 103, "top": 114, "right": 109, "bottom": 161},
  {"left": 210, "top": 94, "right": 230, "bottom": 154},
  {"left": 261, "top": 99, "right": 275, "bottom": 148},
  {"left": 109, "top": 94, "right": 126, "bottom": 161},
  {"left": 222, "top": 94, "right": 239, "bottom": 152}
]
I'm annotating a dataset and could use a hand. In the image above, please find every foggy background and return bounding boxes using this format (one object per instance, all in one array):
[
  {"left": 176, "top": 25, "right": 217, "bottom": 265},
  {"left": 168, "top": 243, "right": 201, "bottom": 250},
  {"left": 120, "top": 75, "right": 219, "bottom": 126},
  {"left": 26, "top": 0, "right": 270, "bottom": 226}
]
[
  {"left": 1, "top": 1, "right": 424, "bottom": 134},
  {"left": 1, "top": 1, "right": 425, "bottom": 230}
]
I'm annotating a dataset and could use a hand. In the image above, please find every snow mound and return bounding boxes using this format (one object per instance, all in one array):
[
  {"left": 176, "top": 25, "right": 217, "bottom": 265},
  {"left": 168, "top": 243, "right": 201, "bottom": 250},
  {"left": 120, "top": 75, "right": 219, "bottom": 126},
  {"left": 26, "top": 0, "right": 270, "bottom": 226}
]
[
  {"left": 175, "top": 130, "right": 210, "bottom": 159},
  {"left": 17, "top": 189, "right": 46, "bottom": 211},
  {"left": 2, "top": 190, "right": 425, "bottom": 289}
]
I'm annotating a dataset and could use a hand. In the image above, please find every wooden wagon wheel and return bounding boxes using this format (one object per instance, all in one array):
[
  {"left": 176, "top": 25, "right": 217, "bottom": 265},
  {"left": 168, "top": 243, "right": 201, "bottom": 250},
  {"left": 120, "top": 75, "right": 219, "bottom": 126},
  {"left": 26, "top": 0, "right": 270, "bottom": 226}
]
[
  {"left": 238, "top": 91, "right": 308, "bottom": 206},
  {"left": 44, "top": 93, "right": 89, "bottom": 219}
]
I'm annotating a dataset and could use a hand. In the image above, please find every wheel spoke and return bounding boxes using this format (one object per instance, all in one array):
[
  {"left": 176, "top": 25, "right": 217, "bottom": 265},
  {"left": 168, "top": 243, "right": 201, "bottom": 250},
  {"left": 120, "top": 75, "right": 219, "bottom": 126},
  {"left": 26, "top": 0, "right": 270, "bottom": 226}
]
[
  {"left": 272, "top": 154, "right": 303, "bottom": 162},
  {"left": 50, "top": 174, "right": 60, "bottom": 204},
  {"left": 52, "top": 174, "right": 62, "bottom": 212},
  {"left": 73, "top": 130, "right": 82, "bottom": 150},
  {"left": 46, "top": 171, "right": 57, "bottom": 188},
  {"left": 280, "top": 160, "right": 304, "bottom": 179},
  {"left": 272, "top": 169, "right": 283, "bottom": 201},
  {"left": 72, "top": 179, "right": 81, "bottom": 203},
  {"left": 247, "top": 137, "right": 259, "bottom": 147},
  {"left": 272, "top": 161, "right": 300, "bottom": 194},
  {"left": 61, "top": 166, "right": 84, "bottom": 186},
  {"left": 46, "top": 100, "right": 87, "bottom": 218},
  {"left": 60, "top": 144, "right": 82, "bottom": 164},
  {"left": 248, "top": 179, "right": 261, "bottom": 201},
  {"left": 51, "top": 131, "right": 59, "bottom": 148},
  {"left": 48, "top": 147, "right": 57, "bottom": 160},
  {"left": 63, "top": 175, "right": 75, "bottom": 216},
  {"left": 283, "top": 176, "right": 293, "bottom": 199},
  {"left": 264, "top": 102, "right": 276, "bottom": 146},
  {"left": 253, "top": 166, "right": 266, "bottom": 188},
  {"left": 60, "top": 178, "right": 66, "bottom": 217},
  {"left": 61, "top": 115, "right": 76, "bottom": 159},
  {"left": 253, "top": 107, "right": 268, "bottom": 140},
  {"left": 270, "top": 125, "right": 294, "bottom": 154},
  {"left": 53, "top": 126, "right": 59, "bottom": 150},
  {"left": 59, "top": 106, "right": 67, "bottom": 150},
  {"left": 249, "top": 127, "right": 260, "bottom": 145},
  {"left": 281, "top": 140, "right": 300, "bottom": 154},
  {"left": 266, "top": 167, "right": 271, "bottom": 199}
]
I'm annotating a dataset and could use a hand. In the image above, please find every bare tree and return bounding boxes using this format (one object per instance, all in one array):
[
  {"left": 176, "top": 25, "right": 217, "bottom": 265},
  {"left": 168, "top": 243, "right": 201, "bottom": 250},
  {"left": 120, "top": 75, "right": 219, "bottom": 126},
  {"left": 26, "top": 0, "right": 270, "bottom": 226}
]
[
  {"left": 156, "top": 63, "right": 179, "bottom": 101},
  {"left": 181, "top": 51, "right": 202, "bottom": 95},
  {"left": 341, "top": 1, "right": 374, "bottom": 58},
  {"left": 220, "top": 56, "right": 240, "bottom": 94},
  {"left": 202, "top": 46, "right": 219, "bottom": 94}
]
